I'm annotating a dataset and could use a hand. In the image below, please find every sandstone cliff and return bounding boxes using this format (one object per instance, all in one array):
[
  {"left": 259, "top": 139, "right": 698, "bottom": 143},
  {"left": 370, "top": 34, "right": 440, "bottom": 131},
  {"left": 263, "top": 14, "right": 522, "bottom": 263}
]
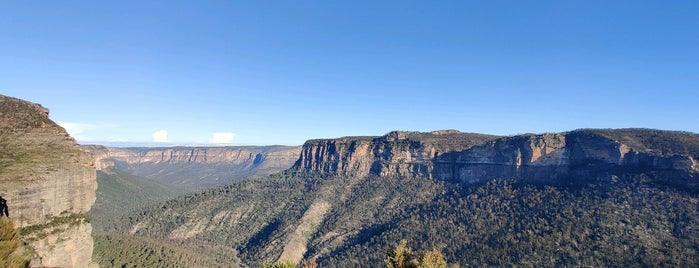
[
  {"left": 294, "top": 129, "right": 699, "bottom": 189},
  {"left": 0, "top": 95, "right": 98, "bottom": 267},
  {"left": 295, "top": 130, "right": 499, "bottom": 178},
  {"left": 85, "top": 145, "right": 301, "bottom": 188}
]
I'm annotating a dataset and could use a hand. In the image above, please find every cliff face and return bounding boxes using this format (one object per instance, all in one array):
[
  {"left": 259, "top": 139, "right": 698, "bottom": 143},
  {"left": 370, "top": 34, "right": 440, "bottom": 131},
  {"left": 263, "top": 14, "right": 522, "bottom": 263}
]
[
  {"left": 85, "top": 145, "right": 302, "bottom": 188},
  {"left": 295, "top": 130, "right": 499, "bottom": 178},
  {"left": 0, "top": 95, "right": 98, "bottom": 267},
  {"left": 294, "top": 129, "right": 699, "bottom": 188}
]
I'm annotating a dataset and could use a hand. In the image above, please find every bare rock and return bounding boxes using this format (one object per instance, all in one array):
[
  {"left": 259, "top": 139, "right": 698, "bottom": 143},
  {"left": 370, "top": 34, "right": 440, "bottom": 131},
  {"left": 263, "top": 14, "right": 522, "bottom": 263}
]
[{"left": 0, "top": 95, "right": 97, "bottom": 268}]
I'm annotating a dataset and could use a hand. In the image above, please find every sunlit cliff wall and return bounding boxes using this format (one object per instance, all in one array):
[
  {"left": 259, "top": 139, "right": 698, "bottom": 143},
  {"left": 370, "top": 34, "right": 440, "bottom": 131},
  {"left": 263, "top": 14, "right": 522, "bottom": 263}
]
[{"left": 0, "top": 95, "right": 97, "bottom": 268}]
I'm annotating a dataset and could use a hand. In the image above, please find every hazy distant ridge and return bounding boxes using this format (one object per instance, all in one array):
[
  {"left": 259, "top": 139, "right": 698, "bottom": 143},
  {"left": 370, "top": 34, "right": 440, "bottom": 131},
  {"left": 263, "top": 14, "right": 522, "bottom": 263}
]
[{"left": 85, "top": 145, "right": 301, "bottom": 189}]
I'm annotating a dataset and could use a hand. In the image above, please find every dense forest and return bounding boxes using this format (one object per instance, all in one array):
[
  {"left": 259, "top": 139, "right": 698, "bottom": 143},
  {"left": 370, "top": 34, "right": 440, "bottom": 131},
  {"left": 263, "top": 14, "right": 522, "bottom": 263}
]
[
  {"left": 319, "top": 176, "right": 698, "bottom": 266},
  {"left": 95, "top": 171, "right": 698, "bottom": 267},
  {"left": 90, "top": 169, "right": 187, "bottom": 233},
  {"left": 93, "top": 234, "right": 235, "bottom": 268}
]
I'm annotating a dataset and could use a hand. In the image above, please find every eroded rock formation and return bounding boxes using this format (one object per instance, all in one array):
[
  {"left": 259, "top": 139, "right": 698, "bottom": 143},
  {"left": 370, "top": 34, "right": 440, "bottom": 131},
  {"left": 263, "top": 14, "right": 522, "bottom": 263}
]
[
  {"left": 295, "top": 130, "right": 499, "bottom": 178},
  {"left": 294, "top": 129, "right": 699, "bottom": 188},
  {"left": 0, "top": 95, "right": 98, "bottom": 267}
]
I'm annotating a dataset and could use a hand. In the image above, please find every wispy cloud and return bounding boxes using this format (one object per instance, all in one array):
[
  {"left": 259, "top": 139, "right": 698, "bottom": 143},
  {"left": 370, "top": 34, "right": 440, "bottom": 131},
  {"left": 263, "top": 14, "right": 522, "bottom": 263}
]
[
  {"left": 152, "top": 130, "right": 169, "bottom": 142},
  {"left": 57, "top": 121, "right": 116, "bottom": 141},
  {"left": 210, "top": 132, "right": 236, "bottom": 144},
  {"left": 106, "top": 136, "right": 128, "bottom": 142}
]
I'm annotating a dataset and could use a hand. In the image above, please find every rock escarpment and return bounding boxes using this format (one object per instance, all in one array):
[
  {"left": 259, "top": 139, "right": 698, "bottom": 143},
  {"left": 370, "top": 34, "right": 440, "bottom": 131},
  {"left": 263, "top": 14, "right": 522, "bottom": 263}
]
[
  {"left": 295, "top": 130, "right": 499, "bottom": 178},
  {"left": 295, "top": 129, "right": 699, "bottom": 189},
  {"left": 85, "top": 145, "right": 301, "bottom": 188},
  {"left": 0, "top": 95, "right": 98, "bottom": 267}
]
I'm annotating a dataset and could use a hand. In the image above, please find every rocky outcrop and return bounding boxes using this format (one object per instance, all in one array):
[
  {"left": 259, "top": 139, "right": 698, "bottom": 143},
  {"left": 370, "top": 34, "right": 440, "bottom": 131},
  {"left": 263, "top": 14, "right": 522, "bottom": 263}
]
[
  {"left": 85, "top": 145, "right": 302, "bottom": 188},
  {"left": 295, "top": 130, "right": 499, "bottom": 178},
  {"left": 0, "top": 95, "right": 98, "bottom": 267},
  {"left": 294, "top": 129, "right": 699, "bottom": 189},
  {"left": 433, "top": 133, "right": 570, "bottom": 183},
  {"left": 84, "top": 145, "right": 115, "bottom": 170}
]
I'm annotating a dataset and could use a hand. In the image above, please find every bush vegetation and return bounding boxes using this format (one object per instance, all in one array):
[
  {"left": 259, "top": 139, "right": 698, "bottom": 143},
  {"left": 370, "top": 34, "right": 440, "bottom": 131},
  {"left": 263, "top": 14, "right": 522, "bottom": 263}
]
[
  {"left": 93, "top": 234, "right": 231, "bottom": 267},
  {"left": 97, "top": 170, "right": 698, "bottom": 267},
  {"left": 1, "top": 217, "right": 30, "bottom": 268},
  {"left": 385, "top": 240, "right": 449, "bottom": 268},
  {"left": 19, "top": 212, "right": 88, "bottom": 242},
  {"left": 91, "top": 169, "right": 186, "bottom": 233},
  {"left": 93, "top": 129, "right": 699, "bottom": 266}
]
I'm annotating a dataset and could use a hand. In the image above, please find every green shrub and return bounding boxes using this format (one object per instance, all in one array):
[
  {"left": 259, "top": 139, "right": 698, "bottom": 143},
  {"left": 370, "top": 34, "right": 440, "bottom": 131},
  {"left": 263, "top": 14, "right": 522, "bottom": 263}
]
[
  {"left": 262, "top": 259, "right": 296, "bottom": 268},
  {"left": 386, "top": 240, "right": 449, "bottom": 268}
]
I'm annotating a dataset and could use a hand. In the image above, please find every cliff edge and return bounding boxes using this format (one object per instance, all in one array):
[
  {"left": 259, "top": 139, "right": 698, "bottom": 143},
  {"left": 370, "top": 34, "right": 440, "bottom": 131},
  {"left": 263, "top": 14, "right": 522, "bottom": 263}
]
[
  {"left": 294, "top": 129, "right": 698, "bottom": 190},
  {"left": 0, "top": 95, "right": 97, "bottom": 267}
]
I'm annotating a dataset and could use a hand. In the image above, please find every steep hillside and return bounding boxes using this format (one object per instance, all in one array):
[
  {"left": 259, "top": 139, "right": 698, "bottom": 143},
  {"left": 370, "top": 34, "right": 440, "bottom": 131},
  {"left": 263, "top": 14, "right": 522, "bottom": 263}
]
[
  {"left": 86, "top": 145, "right": 301, "bottom": 189},
  {"left": 103, "top": 129, "right": 699, "bottom": 267},
  {"left": 93, "top": 234, "right": 231, "bottom": 268},
  {"left": 90, "top": 168, "right": 187, "bottom": 233},
  {"left": 0, "top": 95, "right": 98, "bottom": 267}
]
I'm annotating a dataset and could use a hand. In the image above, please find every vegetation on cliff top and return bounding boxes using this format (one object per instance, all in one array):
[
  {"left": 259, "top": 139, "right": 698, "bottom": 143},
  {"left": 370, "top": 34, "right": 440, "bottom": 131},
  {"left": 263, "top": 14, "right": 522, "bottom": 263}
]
[
  {"left": 580, "top": 128, "right": 699, "bottom": 156},
  {"left": 0, "top": 95, "right": 52, "bottom": 133},
  {"left": 1, "top": 95, "right": 91, "bottom": 187},
  {"left": 302, "top": 130, "right": 500, "bottom": 153}
]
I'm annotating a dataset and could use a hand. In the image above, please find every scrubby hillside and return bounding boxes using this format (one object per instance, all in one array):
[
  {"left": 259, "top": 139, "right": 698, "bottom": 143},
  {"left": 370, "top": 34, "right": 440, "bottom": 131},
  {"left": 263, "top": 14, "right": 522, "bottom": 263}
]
[
  {"left": 100, "top": 129, "right": 699, "bottom": 267},
  {"left": 93, "top": 234, "right": 233, "bottom": 268},
  {"left": 90, "top": 168, "right": 187, "bottom": 233}
]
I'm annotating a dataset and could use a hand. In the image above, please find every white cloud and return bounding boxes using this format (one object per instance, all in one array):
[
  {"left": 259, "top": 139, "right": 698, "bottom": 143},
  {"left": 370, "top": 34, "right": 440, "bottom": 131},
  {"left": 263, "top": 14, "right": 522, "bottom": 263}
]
[
  {"left": 152, "top": 130, "right": 169, "bottom": 142},
  {"left": 210, "top": 132, "right": 236, "bottom": 144}
]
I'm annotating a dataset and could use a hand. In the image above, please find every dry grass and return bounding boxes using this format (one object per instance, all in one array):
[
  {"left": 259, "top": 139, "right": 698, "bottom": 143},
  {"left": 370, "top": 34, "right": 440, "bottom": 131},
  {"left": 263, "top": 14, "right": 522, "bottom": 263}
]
[{"left": 0, "top": 218, "right": 30, "bottom": 268}]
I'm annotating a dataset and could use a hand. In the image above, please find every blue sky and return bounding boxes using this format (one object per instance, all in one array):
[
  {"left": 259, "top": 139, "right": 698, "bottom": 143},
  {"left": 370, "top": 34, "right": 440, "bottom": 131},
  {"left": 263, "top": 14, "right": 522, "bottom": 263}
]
[{"left": 2, "top": 1, "right": 697, "bottom": 146}]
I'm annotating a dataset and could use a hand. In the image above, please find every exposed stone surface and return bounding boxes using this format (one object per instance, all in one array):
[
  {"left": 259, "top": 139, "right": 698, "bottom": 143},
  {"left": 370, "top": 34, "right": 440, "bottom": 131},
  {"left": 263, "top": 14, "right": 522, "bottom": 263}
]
[
  {"left": 295, "top": 131, "right": 499, "bottom": 178},
  {"left": 278, "top": 200, "right": 331, "bottom": 264},
  {"left": 84, "top": 145, "right": 115, "bottom": 171},
  {"left": 25, "top": 218, "right": 95, "bottom": 267},
  {"left": 0, "top": 95, "right": 97, "bottom": 267},
  {"left": 294, "top": 129, "right": 699, "bottom": 189}
]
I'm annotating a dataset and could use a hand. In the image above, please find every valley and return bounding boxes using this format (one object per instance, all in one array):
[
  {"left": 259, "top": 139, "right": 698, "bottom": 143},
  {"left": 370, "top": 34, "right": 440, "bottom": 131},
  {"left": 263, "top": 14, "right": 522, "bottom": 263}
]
[
  {"left": 86, "top": 145, "right": 301, "bottom": 189},
  {"left": 4, "top": 2, "right": 697, "bottom": 267},
  {"left": 2, "top": 94, "right": 698, "bottom": 267},
  {"left": 94, "top": 128, "right": 699, "bottom": 267}
]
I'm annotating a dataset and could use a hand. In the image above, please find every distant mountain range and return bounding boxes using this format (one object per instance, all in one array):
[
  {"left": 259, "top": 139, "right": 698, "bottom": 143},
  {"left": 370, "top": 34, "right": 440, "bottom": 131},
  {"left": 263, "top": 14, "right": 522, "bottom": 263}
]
[{"left": 96, "top": 128, "right": 699, "bottom": 267}]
